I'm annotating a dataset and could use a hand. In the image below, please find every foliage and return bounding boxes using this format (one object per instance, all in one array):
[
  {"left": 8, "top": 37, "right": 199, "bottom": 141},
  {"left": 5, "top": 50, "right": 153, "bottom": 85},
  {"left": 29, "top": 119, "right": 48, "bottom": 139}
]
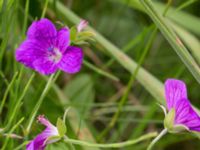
[{"left": 0, "top": 0, "right": 200, "bottom": 149}]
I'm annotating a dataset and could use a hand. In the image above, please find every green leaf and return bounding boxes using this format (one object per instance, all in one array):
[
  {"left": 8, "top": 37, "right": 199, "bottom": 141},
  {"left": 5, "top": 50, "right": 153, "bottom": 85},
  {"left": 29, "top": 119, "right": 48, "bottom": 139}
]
[
  {"left": 56, "top": 118, "right": 67, "bottom": 137},
  {"left": 64, "top": 74, "right": 95, "bottom": 114},
  {"left": 140, "top": 0, "right": 200, "bottom": 84},
  {"left": 116, "top": 0, "right": 200, "bottom": 35},
  {"left": 168, "top": 21, "right": 200, "bottom": 65}
]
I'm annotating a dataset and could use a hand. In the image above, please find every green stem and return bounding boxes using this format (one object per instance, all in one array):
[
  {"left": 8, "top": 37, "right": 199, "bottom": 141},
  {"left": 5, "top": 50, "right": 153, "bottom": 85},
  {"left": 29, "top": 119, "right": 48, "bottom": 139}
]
[
  {"left": 0, "top": 71, "right": 9, "bottom": 86},
  {"left": 22, "top": 0, "right": 29, "bottom": 36},
  {"left": 26, "top": 74, "right": 55, "bottom": 134},
  {"left": 64, "top": 132, "right": 157, "bottom": 148},
  {"left": 63, "top": 107, "right": 71, "bottom": 123},
  {"left": 0, "top": 72, "right": 18, "bottom": 115},
  {"left": 41, "top": 0, "right": 49, "bottom": 18},
  {"left": 176, "top": 0, "right": 198, "bottom": 11},
  {"left": 1, "top": 118, "right": 24, "bottom": 150},
  {"left": 5, "top": 73, "right": 35, "bottom": 130},
  {"left": 13, "top": 141, "right": 29, "bottom": 150},
  {"left": 83, "top": 60, "right": 119, "bottom": 81},
  {"left": 64, "top": 136, "right": 76, "bottom": 150},
  {"left": 147, "top": 128, "right": 167, "bottom": 150},
  {"left": 163, "top": 0, "right": 172, "bottom": 16}
]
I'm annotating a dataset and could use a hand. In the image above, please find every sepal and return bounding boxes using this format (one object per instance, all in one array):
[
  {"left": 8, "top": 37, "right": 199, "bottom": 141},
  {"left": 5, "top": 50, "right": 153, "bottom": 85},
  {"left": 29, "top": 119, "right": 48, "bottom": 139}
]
[
  {"left": 46, "top": 135, "right": 61, "bottom": 144},
  {"left": 164, "top": 108, "right": 189, "bottom": 133},
  {"left": 70, "top": 26, "right": 78, "bottom": 42},
  {"left": 164, "top": 108, "right": 175, "bottom": 131},
  {"left": 70, "top": 26, "right": 95, "bottom": 45},
  {"left": 56, "top": 118, "right": 67, "bottom": 137},
  {"left": 169, "top": 124, "right": 189, "bottom": 133}
]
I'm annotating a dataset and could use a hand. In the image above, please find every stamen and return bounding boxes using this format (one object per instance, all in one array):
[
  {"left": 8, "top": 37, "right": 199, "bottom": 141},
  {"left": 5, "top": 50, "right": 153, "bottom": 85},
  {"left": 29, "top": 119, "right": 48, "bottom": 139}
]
[
  {"left": 48, "top": 47, "right": 62, "bottom": 63},
  {"left": 47, "top": 46, "right": 54, "bottom": 51}
]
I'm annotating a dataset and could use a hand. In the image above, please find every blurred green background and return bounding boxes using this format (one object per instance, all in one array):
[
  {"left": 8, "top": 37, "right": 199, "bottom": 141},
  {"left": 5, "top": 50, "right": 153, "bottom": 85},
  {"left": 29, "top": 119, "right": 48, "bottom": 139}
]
[{"left": 0, "top": 0, "right": 200, "bottom": 149}]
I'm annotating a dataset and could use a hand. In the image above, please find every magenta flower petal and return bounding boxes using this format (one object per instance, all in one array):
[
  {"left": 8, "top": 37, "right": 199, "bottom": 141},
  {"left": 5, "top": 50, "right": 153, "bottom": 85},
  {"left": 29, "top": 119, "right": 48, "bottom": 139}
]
[
  {"left": 15, "top": 39, "right": 47, "bottom": 68},
  {"left": 15, "top": 40, "right": 35, "bottom": 69},
  {"left": 175, "top": 98, "right": 200, "bottom": 131},
  {"left": 164, "top": 79, "right": 200, "bottom": 132},
  {"left": 33, "top": 58, "right": 58, "bottom": 75},
  {"left": 190, "top": 126, "right": 200, "bottom": 132},
  {"left": 27, "top": 141, "right": 34, "bottom": 150},
  {"left": 55, "top": 27, "right": 70, "bottom": 53},
  {"left": 26, "top": 115, "right": 59, "bottom": 150},
  {"left": 26, "top": 132, "right": 47, "bottom": 150},
  {"left": 164, "top": 79, "right": 187, "bottom": 110},
  {"left": 27, "top": 18, "right": 57, "bottom": 41},
  {"left": 58, "top": 46, "right": 83, "bottom": 74},
  {"left": 27, "top": 128, "right": 56, "bottom": 149}
]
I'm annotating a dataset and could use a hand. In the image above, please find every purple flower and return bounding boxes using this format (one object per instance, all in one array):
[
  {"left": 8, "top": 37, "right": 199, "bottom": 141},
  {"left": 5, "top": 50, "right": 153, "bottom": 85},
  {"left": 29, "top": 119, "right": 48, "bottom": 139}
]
[
  {"left": 26, "top": 115, "right": 59, "bottom": 150},
  {"left": 16, "top": 18, "right": 83, "bottom": 75},
  {"left": 164, "top": 79, "right": 200, "bottom": 132},
  {"left": 77, "top": 19, "right": 88, "bottom": 32}
]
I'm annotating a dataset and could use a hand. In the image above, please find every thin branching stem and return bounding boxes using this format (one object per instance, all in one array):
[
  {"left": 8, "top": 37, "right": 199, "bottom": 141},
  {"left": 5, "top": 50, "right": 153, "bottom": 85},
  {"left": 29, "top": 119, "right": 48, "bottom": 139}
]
[
  {"left": 147, "top": 128, "right": 168, "bottom": 150},
  {"left": 64, "top": 132, "right": 157, "bottom": 148}
]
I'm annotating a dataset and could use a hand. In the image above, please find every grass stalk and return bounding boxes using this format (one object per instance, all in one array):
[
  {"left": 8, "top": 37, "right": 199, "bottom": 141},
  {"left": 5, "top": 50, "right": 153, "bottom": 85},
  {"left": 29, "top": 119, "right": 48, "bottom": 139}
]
[
  {"left": 5, "top": 73, "right": 35, "bottom": 130},
  {"left": 140, "top": 0, "right": 200, "bottom": 84},
  {"left": 26, "top": 73, "right": 55, "bottom": 134},
  {"left": 0, "top": 72, "right": 18, "bottom": 115},
  {"left": 1, "top": 118, "right": 24, "bottom": 150},
  {"left": 98, "top": 27, "right": 158, "bottom": 141}
]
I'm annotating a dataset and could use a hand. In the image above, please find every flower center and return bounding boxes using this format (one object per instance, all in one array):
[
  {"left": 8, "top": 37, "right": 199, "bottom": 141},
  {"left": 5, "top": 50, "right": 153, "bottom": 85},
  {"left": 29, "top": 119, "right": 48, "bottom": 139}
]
[{"left": 48, "top": 46, "right": 62, "bottom": 63}]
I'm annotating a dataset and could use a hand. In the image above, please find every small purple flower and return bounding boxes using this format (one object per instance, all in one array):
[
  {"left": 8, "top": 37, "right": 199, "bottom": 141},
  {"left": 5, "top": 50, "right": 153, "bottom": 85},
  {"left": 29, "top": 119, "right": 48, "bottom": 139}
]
[
  {"left": 16, "top": 18, "right": 83, "bottom": 75},
  {"left": 164, "top": 79, "right": 200, "bottom": 132},
  {"left": 26, "top": 115, "right": 59, "bottom": 150},
  {"left": 77, "top": 19, "right": 88, "bottom": 32}
]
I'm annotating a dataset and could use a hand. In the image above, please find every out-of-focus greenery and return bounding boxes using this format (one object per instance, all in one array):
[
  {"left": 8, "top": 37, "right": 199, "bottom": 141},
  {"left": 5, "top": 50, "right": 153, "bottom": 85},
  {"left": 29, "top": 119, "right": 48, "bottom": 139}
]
[{"left": 0, "top": 0, "right": 200, "bottom": 149}]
